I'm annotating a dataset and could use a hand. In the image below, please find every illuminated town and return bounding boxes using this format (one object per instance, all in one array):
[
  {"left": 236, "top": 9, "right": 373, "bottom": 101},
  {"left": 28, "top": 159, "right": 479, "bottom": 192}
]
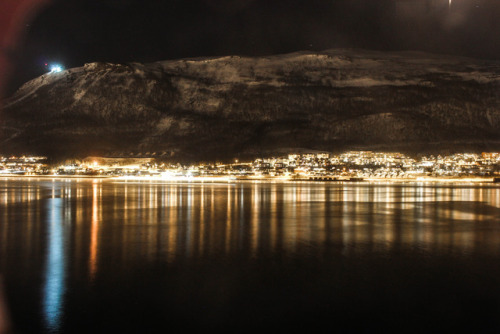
[{"left": 2, "top": 151, "right": 500, "bottom": 181}]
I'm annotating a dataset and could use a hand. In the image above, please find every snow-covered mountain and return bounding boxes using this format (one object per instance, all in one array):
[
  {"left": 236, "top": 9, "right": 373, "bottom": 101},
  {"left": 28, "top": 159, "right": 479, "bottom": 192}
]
[{"left": 2, "top": 49, "right": 500, "bottom": 160}]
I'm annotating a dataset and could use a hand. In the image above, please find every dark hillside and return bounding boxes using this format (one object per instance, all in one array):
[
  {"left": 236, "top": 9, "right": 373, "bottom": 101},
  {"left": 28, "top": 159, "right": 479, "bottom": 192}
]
[{"left": 2, "top": 49, "right": 500, "bottom": 160}]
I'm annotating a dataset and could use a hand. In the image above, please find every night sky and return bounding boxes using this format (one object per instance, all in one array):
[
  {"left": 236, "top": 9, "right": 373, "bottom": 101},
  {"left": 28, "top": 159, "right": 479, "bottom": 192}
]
[{"left": 7, "top": 0, "right": 500, "bottom": 95}]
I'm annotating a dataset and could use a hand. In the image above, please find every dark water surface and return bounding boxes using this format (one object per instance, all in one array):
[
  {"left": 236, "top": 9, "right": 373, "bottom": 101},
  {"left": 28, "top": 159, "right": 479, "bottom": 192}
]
[{"left": 2, "top": 178, "right": 500, "bottom": 333}]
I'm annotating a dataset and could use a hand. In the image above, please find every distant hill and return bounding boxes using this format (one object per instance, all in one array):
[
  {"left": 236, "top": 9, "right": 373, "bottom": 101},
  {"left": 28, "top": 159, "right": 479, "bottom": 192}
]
[{"left": 2, "top": 49, "right": 500, "bottom": 161}]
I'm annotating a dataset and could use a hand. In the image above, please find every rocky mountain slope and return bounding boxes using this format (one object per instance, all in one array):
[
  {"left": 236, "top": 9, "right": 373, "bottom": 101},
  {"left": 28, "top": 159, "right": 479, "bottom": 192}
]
[{"left": 2, "top": 49, "right": 500, "bottom": 161}]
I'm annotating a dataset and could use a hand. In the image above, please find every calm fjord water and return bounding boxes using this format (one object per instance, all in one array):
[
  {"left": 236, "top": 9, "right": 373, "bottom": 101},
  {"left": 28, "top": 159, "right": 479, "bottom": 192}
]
[{"left": 1, "top": 178, "right": 500, "bottom": 333}]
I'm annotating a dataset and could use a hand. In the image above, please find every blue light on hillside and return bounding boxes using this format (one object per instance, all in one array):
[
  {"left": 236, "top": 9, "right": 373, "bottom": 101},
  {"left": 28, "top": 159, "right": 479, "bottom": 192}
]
[{"left": 49, "top": 64, "right": 63, "bottom": 73}]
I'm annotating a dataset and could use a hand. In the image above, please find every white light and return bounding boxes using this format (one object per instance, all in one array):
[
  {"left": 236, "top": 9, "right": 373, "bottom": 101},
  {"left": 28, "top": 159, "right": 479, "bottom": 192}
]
[{"left": 49, "top": 65, "right": 63, "bottom": 73}]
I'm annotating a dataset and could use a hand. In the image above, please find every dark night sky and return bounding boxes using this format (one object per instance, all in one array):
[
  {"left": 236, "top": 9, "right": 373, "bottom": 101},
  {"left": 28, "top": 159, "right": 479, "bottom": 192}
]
[{"left": 7, "top": 0, "right": 500, "bottom": 95}]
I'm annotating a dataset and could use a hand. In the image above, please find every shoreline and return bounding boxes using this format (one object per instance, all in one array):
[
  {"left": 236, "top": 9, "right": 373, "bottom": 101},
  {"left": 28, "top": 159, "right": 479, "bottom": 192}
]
[{"left": 0, "top": 174, "right": 497, "bottom": 184}]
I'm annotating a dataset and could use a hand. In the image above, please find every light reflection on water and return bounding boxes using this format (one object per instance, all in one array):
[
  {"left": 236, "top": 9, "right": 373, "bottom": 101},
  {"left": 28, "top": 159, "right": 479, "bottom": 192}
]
[
  {"left": 2, "top": 179, "right": 500, "bottom": 332},
  {"left": 43, "top": 196, "right": 65, "bottom": 333},
  {"left": 2, "top": 180, "right": 500, "bottom": 261}
]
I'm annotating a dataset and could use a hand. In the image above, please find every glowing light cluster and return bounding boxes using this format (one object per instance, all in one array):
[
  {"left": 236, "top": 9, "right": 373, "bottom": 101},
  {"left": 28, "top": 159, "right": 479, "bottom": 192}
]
[{"left": 49, "top": 64, "right": 63, "bottom": 73}]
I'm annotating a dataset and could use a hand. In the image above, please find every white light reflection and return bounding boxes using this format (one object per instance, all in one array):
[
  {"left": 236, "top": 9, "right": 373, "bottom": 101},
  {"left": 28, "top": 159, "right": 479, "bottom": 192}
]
[
  {"left": 251, "top": 183, "right": 261, "bottom": 256},
  {"left": 42, "top": 194, "right": 67, "bottom": 332}
]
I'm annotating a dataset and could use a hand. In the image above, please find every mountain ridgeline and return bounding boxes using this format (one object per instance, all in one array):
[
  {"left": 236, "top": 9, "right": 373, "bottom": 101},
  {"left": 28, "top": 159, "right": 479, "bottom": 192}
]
[{"left": 2, "top": 49, "right": 500, "bottom": 161}]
